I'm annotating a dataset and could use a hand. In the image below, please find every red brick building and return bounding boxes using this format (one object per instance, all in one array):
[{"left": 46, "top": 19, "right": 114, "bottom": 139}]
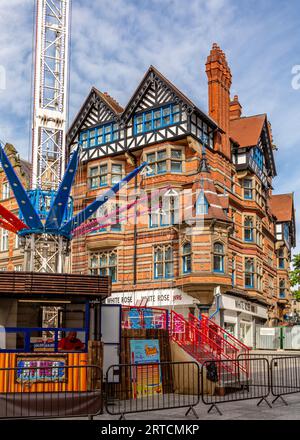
[
  {"left": 1, "top": 44, "right": 296, "bottom": 347},
  {"left": 66, "top": 44, "right": 296, "bottom": 346}
]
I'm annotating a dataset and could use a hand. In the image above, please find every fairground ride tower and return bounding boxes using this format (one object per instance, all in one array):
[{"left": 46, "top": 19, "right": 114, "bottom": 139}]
[
  {"left": 0, "top": 0, "right": 147, "bottom": 276},
  {"left": 27, "top": 0, "right": 71, "bottom": 273}
]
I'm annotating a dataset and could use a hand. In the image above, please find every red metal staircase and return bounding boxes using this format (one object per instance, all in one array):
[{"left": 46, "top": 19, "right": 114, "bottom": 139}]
[{"left": 170, "top": 311, "right": 250, "bottom": 377}]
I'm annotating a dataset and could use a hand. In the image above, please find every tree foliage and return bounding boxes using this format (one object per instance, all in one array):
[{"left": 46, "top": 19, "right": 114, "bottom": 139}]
[{"left": 290, "top": 254, "right": 300, "bottom": 301}]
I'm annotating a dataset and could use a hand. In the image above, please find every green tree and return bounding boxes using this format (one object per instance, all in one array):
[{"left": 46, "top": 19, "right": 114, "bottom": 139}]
[{"left": 290, "top": 254, "right": 300, "bottom": 301}]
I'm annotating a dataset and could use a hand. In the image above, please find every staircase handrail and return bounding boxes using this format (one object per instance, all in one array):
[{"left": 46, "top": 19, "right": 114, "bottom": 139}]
[
  {"left": 197, "top": 314, "right": 250, "bottom": 352},
  {"left": 170, "top": 311, "right": 245, "bottom": 374}
]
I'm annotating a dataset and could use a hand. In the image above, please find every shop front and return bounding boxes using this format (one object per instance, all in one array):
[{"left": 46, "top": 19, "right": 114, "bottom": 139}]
[
  {"left": 106, "top": 288, "right": 199, "bottom": 316},
  {"left": 216, "top": 293, "right": 268, "bottom": 347}
]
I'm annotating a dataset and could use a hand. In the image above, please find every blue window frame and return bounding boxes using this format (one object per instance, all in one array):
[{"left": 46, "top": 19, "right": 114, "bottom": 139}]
[
  {"left": 182, "top": 243, "right": 192, "bottom": 274},
  {"left": 213, "top": 243, "right": 224, "bottom": 273},
  {"left": 90, "top": 251, "right": 117, "bottom": 282},
  {"left": 243, "top": 179, "right": 253, "bottom": 200},
  {"left": 80, "top": 122, "right": 119, "bottom": 149},
  {"left": 279, "top": 280, "right": 286, "bottom": 298},
  {"left": 244, "top": 217, "right": 254, "bottom": 242},
  {"left": 149, "top": 195, "right": 179, "bottom": 228},
  {"left": 134, "top": 104, "right": 180, "bottom": 135},
  {"left": 196, "top": 191, "right": 209, "bottom": 215},
  {"left": 0, "top": 301, "right": 90, "bottom": 354},
  {"left": 232, "top": 256, "right": 236, "bottom": 287},
  {"left": 252, "top": 147, "right": 264, "bottom": 170},
  {"left": 284, "top": 223, "right": 290, "bottom": 243},
  {"left": 245, "top": 258, "right": 255, "bottom": 288},
  {"left": 154, "top": 246, "right": 174, "bottom": 279}
]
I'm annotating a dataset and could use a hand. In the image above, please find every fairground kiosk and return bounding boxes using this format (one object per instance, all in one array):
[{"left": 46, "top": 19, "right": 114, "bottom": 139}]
[{"left": 0, "top": 271, "right": 110, "bottom": 396}]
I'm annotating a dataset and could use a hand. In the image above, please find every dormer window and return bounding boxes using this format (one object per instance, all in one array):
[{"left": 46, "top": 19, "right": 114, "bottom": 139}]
[
  {"left": 196, "top": 191, "right": 209, "bottom": 215},
  {"left": 134, "top": 104, "right": 180, "bottom": 135}
]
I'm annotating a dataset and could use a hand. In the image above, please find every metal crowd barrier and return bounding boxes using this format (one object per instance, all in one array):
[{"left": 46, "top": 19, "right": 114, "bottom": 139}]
[
  {"left": 201, "top": 357, "right": 271, "bottom": 415},
  {"left": 270, "top": 356, "right": 300, "bottom": 405},
  {"left": 0, "top": 365, "right": 102, "bottom": 420},
  {"left": 105, "top": 361, "right": 200, "bottom": 420}
]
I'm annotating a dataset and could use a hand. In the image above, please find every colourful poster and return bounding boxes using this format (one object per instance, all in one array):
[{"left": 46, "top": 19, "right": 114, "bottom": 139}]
[
  {"left": 130, "top": 339, "right": 162, "bottom": 399},
  {"left": 16, "top": 357, "right": 67, "bottom": 384}
]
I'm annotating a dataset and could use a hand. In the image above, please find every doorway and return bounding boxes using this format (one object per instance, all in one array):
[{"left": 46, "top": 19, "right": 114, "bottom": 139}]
[{"left": 240, "top": 322, "right": 252, "bottom": 346}]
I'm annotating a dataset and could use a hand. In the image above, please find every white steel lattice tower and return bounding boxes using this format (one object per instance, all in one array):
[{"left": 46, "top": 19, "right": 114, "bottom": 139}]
[
  {"left": 23, "top": 0, "right": 72, "bottom": 273},
  {"left": 32, "top": 0, "right": 71, "bottom": 191}
]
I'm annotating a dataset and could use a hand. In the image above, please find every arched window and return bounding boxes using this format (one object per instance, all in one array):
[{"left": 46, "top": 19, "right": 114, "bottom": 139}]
[
  {"left": 154, "top": 246, "right": 174, "bottom": 279},
  {"left": 244, "top": 217, "right": 254, "bottom": 242},
  {"left": 279, "top": 279, "right": 286, "bottom": 298},
  {"left": 213, "top": 243, "right": 224, "bottom": 273},
  {"left": 182, "top": 243, "right": 192, "bottom": 274},
  {"left": 196, "top": 191, "right": 209, "bottom": 215},
  {"left": 89, "top": 250, "right": 117, "bottom": 282}
]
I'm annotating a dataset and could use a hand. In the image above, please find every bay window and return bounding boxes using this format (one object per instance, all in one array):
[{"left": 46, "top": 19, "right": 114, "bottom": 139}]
[
  {"left": 244, "top": 216, "right": 254, "bottom": 242},
  {"left": 213, "top": 243, "right": 224, "bottom": 273},
  {"left": 245, "top": 258, "right": 255, "bottom": 288},
  {"left": 243, "top": 179, "right": 253, "bottom": 200},
  {"left": 182, "top": 243, "right": 192, "bottom": 274},
  {"left": 154, "top": 246, "right": 174, "bottom": 279}
]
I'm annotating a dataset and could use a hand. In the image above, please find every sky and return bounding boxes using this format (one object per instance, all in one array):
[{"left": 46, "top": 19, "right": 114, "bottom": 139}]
[{"left": 0, "top": 0, "right": 299, "bottom": 250}]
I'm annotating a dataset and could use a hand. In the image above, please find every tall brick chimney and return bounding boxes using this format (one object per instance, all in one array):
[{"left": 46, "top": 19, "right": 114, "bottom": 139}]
[
  {"left": 206, "top": 43, "right": 232, "bottom": 158},
  {"left": 230, "top": 95, "right": 242, "bottom": 120}
]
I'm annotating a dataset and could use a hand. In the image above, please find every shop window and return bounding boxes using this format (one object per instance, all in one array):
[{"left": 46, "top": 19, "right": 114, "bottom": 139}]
[
  {"left": 245, "top": 258, "right": 255, "bottom": 288},
  {"left": 243, "top": 178, "right": 253, "bottom": 200},
  {"left": 182, "top": 242, "right": 192, "bottom": 274},
  {"left": 213, "top": 243, "right": 224, "bottom": 273},
  {"left": 89, "top": 250, "right": 117, "bottom": 282},
  {"left": 154, "top": 245, "right": 174, "bottom": 279}
]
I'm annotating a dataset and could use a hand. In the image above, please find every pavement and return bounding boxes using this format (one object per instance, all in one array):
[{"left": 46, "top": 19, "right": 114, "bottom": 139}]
[{"left": 92, "top": 393, "right": 300, "bottom": 420}]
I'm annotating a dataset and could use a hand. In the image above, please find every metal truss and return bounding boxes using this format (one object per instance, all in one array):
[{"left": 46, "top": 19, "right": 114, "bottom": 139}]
[
  {"left": 23, "top": 233, "right": 70, "bottom": 273},
  {"left": 32, "top": 0, "right": 71, "bottom": 190}
]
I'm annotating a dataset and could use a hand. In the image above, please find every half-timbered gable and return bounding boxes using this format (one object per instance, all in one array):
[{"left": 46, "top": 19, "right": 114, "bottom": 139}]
[
  {"left": 122, "top": 66, "right": 217, "bottom": 153},
  {"left": 67, "top": 66, "right": 218, "bottom": 163},
  {"left": 67, "top": 87, "right": 126, "bottom": 162},
  {"left": 230, "top": 114, "right": 277, "bottom": 188}
]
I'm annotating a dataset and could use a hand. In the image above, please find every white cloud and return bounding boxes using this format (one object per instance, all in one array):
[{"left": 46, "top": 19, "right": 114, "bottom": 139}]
[{"left": 0, "top": 0, "right": 299, "bottom": 249}]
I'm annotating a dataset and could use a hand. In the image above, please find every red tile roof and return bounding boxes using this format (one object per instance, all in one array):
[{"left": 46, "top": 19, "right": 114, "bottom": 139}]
[
  {"left": 229, "top": 114, "right": 266, "bottom": 147},
  {"left": 269, "top": 193, "right": 294, "bottom": 222}
]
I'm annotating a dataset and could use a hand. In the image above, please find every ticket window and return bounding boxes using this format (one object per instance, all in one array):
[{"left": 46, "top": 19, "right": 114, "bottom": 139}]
[{"left": 8, "top": 301, "right": 89, "bottom": 353}]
